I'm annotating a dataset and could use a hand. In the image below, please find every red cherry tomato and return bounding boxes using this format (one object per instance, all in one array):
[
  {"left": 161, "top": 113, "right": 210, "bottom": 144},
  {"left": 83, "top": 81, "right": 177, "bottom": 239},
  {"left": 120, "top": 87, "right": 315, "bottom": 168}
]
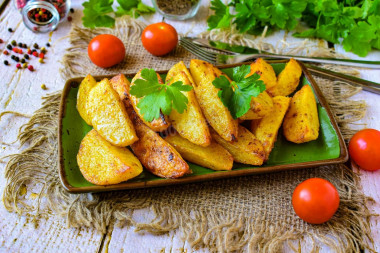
[
  {"left": 292, "top": 178, "right": 340, "bottom": 224},
  {"left": 88, "top": 34, "right": 125, "bottom": 68},
  {"left": 141, "top": 22, "right": 178, "bottom": 56},
  {"left": 349, "top": 128, "right": 380, "bottom": 171}
]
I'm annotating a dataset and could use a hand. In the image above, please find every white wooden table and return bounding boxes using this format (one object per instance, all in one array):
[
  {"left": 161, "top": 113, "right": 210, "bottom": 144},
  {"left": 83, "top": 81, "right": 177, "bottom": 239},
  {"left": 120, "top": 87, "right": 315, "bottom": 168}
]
[{"left": 0, "top": 1, "right": 379, "bottom": 252}]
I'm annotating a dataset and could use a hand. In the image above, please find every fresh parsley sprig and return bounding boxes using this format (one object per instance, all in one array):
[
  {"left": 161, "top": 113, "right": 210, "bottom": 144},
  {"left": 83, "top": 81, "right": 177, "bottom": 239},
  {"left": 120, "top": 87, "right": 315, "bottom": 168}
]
[
  {"left": 212, "top": 65, "right": 266, "bottom": 119},
  {"left": 129, "top": 69, "right": 193, "bottom": 122},
  {"left": 82, "top": 0, "right": 155, "bottom": 28}
]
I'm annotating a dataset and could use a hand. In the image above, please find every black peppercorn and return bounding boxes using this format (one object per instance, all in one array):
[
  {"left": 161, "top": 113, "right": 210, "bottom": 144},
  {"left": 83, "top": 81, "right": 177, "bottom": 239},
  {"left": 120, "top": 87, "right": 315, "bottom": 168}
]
[
  {"left": 11, "top": 40, "right": 16, "bottom": 46},
  {"left": 8, "top": 28, "right": 13, "bottom": 32},
  {"left": 15, "top": 57, "right": 19, "bottom": 62},
  {"left": 24, "top": 54, "right": 29, "bottom": 60},
  {"left": 21, "top": 58, "right": 25, "bottom": 63},
  {"left": 33, "top": 43, "right": 39, "bottom": 49},
  {"left": 46, "top": 42, "right": 51, "bottom": 47},
  {"left": 7, "top": 44, "right": 12, "bottom": 50},
  {"left": 4, "top": 60, "right": 9, "bottom": 65},
  {"left": 23, "top": 44, "right": 27, "bottom": 48},
  {"left": 70, "top": 8, "right": 74, "bottom": 13},
  {"left": 18, "top": 42, "right": 23, "bottom": 47}
]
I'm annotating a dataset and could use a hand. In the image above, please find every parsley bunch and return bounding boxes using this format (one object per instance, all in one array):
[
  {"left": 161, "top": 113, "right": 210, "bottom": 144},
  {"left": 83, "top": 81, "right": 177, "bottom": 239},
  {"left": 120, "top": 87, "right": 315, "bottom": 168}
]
[
  {"left": 207, "top": 0, "right": 380, "bottom": 56},
  {"left": 129, "top": 69, "right": 193, "bottom": 122},
  {"left": 212, "top": 65, "right": 266, "bottom": 119},
  {"left": 82, "top": 0, "right": 155, "bottom": 28}
]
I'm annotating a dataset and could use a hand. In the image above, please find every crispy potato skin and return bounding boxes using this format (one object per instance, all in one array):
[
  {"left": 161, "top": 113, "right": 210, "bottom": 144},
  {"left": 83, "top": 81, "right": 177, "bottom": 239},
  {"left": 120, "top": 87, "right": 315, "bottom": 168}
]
[
  {"left": 268, "top": 58, "right": 302, "bottom": 97},
  {"left": 283, "top": 85, "right": 319, "bottom": 143},
  {"left": 251, "top": 96, "right": 291, "bottom": 160},
  {"left": 239, "top": 91, "right": 274, "bottom": 120},
  {"left": 77, "top": 74, "right": 97, "bottom": 125},
  {"left": 87, "top": 78, "right": 138, "bottom": 147},
  {"left": 248, "top": 58, "right": 277, "bottom": 90},
  {"left": 77, "top": 129, "right": 143, "bottom": 185},
  {"left": 189, "top": 59, "right": 238, "bottom": 142},
  {"left": 123, "top": 101, "right": 189, "bottom": 179},
  {"left": 166, "top": 62, "right": 211, "bottom": 147},
  {"left": 164, "top": 133, "right": 233, "bottom": 171},
  {"left": 129, "top": 70, "right": 170, "bottom": 132},
  {"left": 211, "top": 126, "right": 265, "bottom": 165}
]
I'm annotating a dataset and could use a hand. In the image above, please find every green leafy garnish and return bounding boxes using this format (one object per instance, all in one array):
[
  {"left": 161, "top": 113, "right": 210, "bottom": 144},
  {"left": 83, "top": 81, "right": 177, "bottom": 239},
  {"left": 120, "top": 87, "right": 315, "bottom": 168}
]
[
  {"left": 212, "top": 65, "right": 266, "bottom": 119},
  {"left": 129, "top": 69, "right": 193, "bottom": 122},
  {"left": 207, "top": 0, "right": 380, "bottom": 56},
  {"left": 82, "top": 0, "right": 155, "bottom": 28}
]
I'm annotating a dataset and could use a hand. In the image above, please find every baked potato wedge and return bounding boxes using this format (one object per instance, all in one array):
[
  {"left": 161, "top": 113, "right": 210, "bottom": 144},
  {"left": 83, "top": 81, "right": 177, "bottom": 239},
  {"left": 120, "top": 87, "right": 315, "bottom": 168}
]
[
  {"left": 267, "top": 58, "right": 302, "bottom": 97},
  {"left": 87, "top": 78, "right": 138, "bottom": 147},
  {"left": 125, "top": 102, "right": 189, "bottom": 179},
  {"left": 251, "top": 96, "right": 291, "bottom": 160},
  {"left": 248, "top": 58, "right": 277, "bottom": 90},
  {"left": 211, "top": 126, "right": 265, "bottom": 165},
  {"left": 129, "top": 70, "right": 170, "bottom": 132},
  {"left": 189, "top": 59, "right": 238, "bottom": 142},
  {"left": 283, "top": 85, "right": 319, "bottom": 143},
  {"left": 77, "top": 129, "right": 143, "bottom": 185},
  {"left": 77, "top": 74, "right": 97, "bottom": 125},
  {"left": 166, "top": 62, "right": 211, "bottom": 147},
  {"left": 239, "top": 91, "right": 274, "bottom": 120},
  {"left": 164, "top": 132, "right": 233, "bottom": 171}
]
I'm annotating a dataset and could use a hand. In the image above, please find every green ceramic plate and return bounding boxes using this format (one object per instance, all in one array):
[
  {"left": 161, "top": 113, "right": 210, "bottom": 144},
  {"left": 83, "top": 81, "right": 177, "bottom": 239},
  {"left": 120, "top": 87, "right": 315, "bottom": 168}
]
[{"left": 58, "top": 61, "right": 348, "bottom": 193}]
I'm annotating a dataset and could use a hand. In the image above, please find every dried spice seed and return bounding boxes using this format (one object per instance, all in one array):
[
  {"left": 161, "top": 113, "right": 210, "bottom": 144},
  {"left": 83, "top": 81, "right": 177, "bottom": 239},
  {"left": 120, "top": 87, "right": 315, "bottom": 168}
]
[
  {"left": 33, "top": 43, "right": 39, "bottom": 49},
  {"left": 8, "top": 28, "right": 13, "bottom": 32},
  {"left": 28, "top": 65, "right": 34, "bottom": 71},
  {"left": 0, "top": 39, "right": 3, "bottom": 43},
  {"left": 46, "top": 42, "right": 50, "bottom": 47},
  {"left": 16, "top": 63, "right": 21, "bottom": 69},
  {"left": 4, "top": 60, "right": 9, "bottom": 66},
  {"left": 41, "top": 84, "right": 47, "bottom": 90},
  {"left": 18, "top": 42, "right": 23, "bottom": 47},
  {"left": 15, "top": 57, "right": 20, "bottom": 62},
  {"left": 28, "top": 49, "right": 32, "bottom": 54},
  {"left": 67, "top": 16, "right": 72, "bottom": 22},
  {"left": 38, "top": 58, "right": 44, "bottom": 63},
  {"left": 11, "top": 55, "right": 15, "bottom": 60},
  {"left": 70, "top": 8, "right": 74, "bottom": 13},
  {"left": 3, "top": 50, "right": 9, "bottom": 55},
  {"left": 7, "top": 44, "right": 12, "bottom": 50},
  {"left": 11, "top": 40, "right": 17, "bottom": 46},
  {"left": 22, "top": 63, "right": 28, "bottom": 68},
  {"left": 24, "top": 54, "right": 29, "bottom": 59},
  {"left": 39, "top": 53, "right": 44, "bottom": 58},
  {"left": 32, "top": 51, "right": 38, "bottom": 57},
  {"left": 21, "top": 58, "right": 25, "bottom": 63}
]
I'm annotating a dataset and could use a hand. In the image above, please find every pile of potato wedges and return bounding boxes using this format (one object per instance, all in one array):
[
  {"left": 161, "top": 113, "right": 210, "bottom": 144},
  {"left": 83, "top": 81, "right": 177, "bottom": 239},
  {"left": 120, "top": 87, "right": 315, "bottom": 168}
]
[{"left": 76, "top": 58, "right": 320, "bottom": 185}]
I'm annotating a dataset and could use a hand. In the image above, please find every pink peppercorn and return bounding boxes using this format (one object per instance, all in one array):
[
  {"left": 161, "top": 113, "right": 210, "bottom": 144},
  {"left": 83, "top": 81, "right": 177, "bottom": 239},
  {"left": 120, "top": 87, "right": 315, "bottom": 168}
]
[
  {"left": 33, "top": 51, "right": 38, "bottom": 57},
  {"left": 67, "top": 16, "right": 72, "bottom": 22},
  {"left": 28, "top": 49, "right": 32, "bottom": 54},
  {"left": 16, "top": 63, "right": 21, "bottom": 69},
  {"left": 39, "top": 53, "right": 44, "bottom": 58},
  {"left": 13, "top": 48, "right": 18, "bottom": 53},
  {"left": 3, "top": 50, "right": 9, "bottom": 55},
  {"left": 0, "top": 39, "right": 3, "bottom": 43},
  {"left": 28, "top": 65, "right": 34, "bottom": 71}
]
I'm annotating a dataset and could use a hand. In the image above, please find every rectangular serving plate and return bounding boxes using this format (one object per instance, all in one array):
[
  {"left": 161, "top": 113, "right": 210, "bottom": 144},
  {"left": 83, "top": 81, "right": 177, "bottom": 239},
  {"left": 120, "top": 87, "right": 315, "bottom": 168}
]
[{"left": 58, "top": 60, "right": 348, "bottom": 193}]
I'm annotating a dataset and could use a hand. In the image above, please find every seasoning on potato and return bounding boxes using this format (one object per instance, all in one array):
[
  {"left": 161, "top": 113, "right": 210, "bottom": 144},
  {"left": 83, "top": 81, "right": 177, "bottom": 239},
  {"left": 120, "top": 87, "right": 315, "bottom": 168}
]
[{"left": 77, "top": 129, "right": 143, "bottom": 185}]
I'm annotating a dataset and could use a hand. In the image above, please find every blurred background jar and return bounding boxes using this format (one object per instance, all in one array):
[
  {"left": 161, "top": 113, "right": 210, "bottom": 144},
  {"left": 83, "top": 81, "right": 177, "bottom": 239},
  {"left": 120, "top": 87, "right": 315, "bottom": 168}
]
[
  {"left": 14, "top": 0, "right": 71, "bottom": 33},
  {"left": 152, "top": 0, "right": 201, "bottom": 20}
]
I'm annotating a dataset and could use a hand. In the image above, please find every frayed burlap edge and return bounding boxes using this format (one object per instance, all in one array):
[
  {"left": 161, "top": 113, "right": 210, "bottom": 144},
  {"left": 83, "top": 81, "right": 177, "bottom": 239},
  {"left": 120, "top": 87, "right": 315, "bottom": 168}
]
[{"left": 1, "top": 17, "right": 375, "bottom": 252}]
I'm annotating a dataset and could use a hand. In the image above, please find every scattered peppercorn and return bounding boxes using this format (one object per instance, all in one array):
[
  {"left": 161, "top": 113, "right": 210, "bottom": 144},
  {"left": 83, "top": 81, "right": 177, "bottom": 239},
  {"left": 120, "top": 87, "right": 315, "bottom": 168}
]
[
  {"left": 4, "top": 60, "right": 9, "bottom": 66},
  {"left": 32, "top": 49, "right": 37, "bottom": 53},
  {"left": 18, "top": 49, "right": 23, "bottom": 54},
  {"left": 28, "top": 65, "right": 34, "bottom": 71},
  {"left": 46, "top": 42, "right": 50, "bottom": 47},
  {"left": 15, "top": 56, "right": 20, "bottom": 62},
  {"left": 41, "top": 84, "right": 47, "bottom": 90},
  {"left": 11, "top": 55, "right": 15, "bottom": 60},
  {"left": 22, "top": 63, "right": 28, "bottom": 68},
  {"left": 33, "top": 51, "right": 38, "bottom": 57},
  {"left": 27, "top": 49, "right": 32, "bottom": 54},
  {"left": 21, "top": 58, "right": 25, "bottom": 63},
  {"left": 18, "top": 42, "right": 22, "bottom": 47},
  {"left": 24, "top": 54, "right": 29, "bottom": 59},
  {"left": 8, "top": 28, "right": 13, "bottom": 32},
  {"left": 16, "top": 63, "right": 21, "bottom": 69},
  {"left": 67, "top": 16, "right": 72, "bottom": 22},
  {"left": 70, "top": 8, "right": 74, "bottom": 13},
  {"left": 39, "top": 52, "right": 44, "bottom": 58},
  {"left": 33, "top": 43, "right": 39, "bottom": 49},
  {"left": 11, "top": 40, "right": 17, "bottom": 46},
  {"left": 3, "top": 50, "right": 9, "bottom": 55},
  {"left": 7, "top": 44, "right": 12, "bottom": 50},
  {"left": 13, "top": 48, "right": 18, "bottom": 53},
  {"left": 0, "top": 39, "right": 3, "bottom": 43},
  {"left": 41, "top": 47, "right": 46, "bottom": 53},
  {"left": 38, "top": 58, "right": 44, "bottom": 63}
]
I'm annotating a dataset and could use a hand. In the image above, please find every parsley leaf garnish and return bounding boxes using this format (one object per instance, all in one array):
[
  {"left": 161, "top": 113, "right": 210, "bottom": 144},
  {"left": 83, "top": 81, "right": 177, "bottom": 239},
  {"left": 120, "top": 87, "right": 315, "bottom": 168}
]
[
  {"left": 207, "top": 0, "right": 234, "bottom": 30},
  {"left": 129, "top": 69, "right": 193, "bottom": 122},
  {"left": 212, "top": 65, "right": 266, "bottom": 119}
]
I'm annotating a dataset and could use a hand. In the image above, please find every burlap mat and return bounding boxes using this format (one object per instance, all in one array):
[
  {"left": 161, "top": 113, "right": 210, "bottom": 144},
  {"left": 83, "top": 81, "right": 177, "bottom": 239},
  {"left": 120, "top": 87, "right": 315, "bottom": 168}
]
[{"left": 2, "top": 17, "right": 375, "bottom": 252}]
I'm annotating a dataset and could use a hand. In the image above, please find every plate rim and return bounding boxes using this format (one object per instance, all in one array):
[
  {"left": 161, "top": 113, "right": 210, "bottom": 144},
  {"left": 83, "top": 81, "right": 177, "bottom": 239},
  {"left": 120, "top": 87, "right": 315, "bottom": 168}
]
[{"left": 58, "top": 60, "right": 349, "bottom": 193}]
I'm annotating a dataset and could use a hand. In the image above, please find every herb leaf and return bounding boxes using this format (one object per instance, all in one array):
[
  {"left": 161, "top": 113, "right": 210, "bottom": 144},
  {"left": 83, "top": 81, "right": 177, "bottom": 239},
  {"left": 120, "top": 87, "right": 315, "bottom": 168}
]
[
  {"left": 82, "top": 0, "right": 115, "bottom": 28},
  {"left": 212, "top": 65, "right": 266, "bottom": 119},
  {"left": 129, "top": 69, "right": 193, "bottom": 122},
  {"left": 207, "top": 0, "right": 234, "bottom": 30},
  {"left": 115, "top": 0, "right": 155, "bottom": 18}
]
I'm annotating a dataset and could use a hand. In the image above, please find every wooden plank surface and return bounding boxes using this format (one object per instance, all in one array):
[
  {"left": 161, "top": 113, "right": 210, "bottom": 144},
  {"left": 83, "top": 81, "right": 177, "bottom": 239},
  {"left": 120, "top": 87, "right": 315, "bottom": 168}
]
[{"left": 0, "top": 0, "right": 379, "bottom": 252}]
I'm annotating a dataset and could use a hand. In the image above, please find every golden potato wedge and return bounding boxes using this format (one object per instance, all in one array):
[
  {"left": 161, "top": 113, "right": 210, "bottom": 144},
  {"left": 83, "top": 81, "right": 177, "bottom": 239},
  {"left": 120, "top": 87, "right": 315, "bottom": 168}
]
[
  {"left": 166, "top": 63, "right": 211, "bottom": 147},
  {"left": 129, "top": 70, "right": 170, "bottom": 132},
  {"left": 164, "top": 132, "right": 233, "bottom": 171},
  {"left": 124, "top": 102, "right": 189, "bottom": 179},
  {"left": 189, "top": 59, "right": 238, "bottom": 142},
  {"left": 77, "top": 74, "right": 97, "bottom": 125},
  {"left": 110, "top": 74, "right": 130, "bottom": 103},
  {"left": 251, "top": 96, "right": 291, "bottom": 160},
  {"left": 267, "top": 58, "right": 302, "bottom": 97},
  {"left": 283, "top": 85, "right": 319, "bottom": 143},
  {"left": 239, "top": 91, "right": 274, "bottom": 120},
  {"left": 247, "top": 58, "right": 277, "bottom": 90},
  {"left": 211, "top": 126, "right": 265, "bottom": 165},
  {"left": 87, "top": 78, "right": 138, "bottom": 147},
  {"left": 77, "top": 129, "right": 143, "bottom": 185}
]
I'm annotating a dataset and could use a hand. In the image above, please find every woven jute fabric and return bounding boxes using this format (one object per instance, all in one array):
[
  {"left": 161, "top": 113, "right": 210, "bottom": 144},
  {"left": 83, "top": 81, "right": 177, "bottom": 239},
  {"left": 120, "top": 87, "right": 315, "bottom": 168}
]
[{"left": 2, "top": 17, "right": 375, "bottom": 252}]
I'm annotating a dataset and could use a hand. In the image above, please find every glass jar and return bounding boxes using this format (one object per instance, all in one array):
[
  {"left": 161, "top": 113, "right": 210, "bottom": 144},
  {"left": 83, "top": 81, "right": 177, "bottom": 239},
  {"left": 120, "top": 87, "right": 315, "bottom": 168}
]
[
  {"left": 152, "top": 0, "right": 201, "bottom": 20},
  {"left": 14, "top": 0, "right": 71, "bottom": 33}
]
